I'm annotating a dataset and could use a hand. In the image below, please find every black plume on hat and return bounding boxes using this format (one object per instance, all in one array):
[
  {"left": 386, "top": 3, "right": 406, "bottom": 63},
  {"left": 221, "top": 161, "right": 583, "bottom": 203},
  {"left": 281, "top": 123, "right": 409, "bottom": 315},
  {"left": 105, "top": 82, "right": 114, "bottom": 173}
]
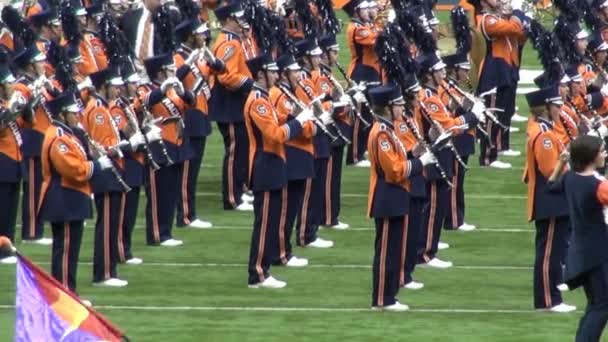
[
  {"left": 175, "top": 0, "right": 201, "bottom": 21},
  {"left": 315, "top": 0, "right": 341, "bottom": 35},
  {"left": 295, "top": 0, "right": 319, "bottom": 39},
  {"left": 450, "top": 6, "right": 471, "bottom": 54},
  {"left": 1, "top": 6, "right": 37, "bottom": 48},
  {"left": 60, "top": 0, "right": 81, "bottom": 46},
  {"left": 47, "top": 42, "right": 78, "bottom": 92},
  {"left": 99, "top": 14, "right": 134, "bottom": 66},
  {"left": 154, "top": 4, "right": 177, "bottom": 53},
  {"left": 553, "top": 16, "right": 584, "bottom": 66},
  {"left": 396, "top": 7, "right": 437, "bottom": 55},
  {"left": 375, "top": 23, "right": 418, "bottom": 95},
  {"left": 553, "top": 0, "right": 581, "bottom": 22},
  {"left": 528, "top": 20, "right": 564, "bottom": 87}
]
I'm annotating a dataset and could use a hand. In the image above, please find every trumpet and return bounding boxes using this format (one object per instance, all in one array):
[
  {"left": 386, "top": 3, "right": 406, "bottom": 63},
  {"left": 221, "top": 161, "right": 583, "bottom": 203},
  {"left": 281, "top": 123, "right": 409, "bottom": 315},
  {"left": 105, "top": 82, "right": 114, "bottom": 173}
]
[
  {"left": 119, "top": 96, "right": 161, "bottom": 171},
  {"left": 277, "top": 83, "right": 339, "bottom": 142},
  {"left": 400, "top": 111, "right": 452, "bottom": 188},
  {"left": 77, "top": 124, "right": 132, "bottom": 193},
  {"left": 418, "top": 101, "right": 468, "bottom": 170}
]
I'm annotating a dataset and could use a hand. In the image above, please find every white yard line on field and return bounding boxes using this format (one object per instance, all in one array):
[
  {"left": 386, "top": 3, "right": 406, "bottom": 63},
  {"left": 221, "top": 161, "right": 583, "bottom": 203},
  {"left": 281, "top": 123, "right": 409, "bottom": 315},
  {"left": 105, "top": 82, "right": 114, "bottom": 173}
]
[
  {"left": 120, "top": 225, "right": 533, "bottom": 232},
  {"left": 0, "top": 304, "right": 572, "bottom": 314},
  {"left": 186, "top": 192, "right": 527, "bottom": 200}
]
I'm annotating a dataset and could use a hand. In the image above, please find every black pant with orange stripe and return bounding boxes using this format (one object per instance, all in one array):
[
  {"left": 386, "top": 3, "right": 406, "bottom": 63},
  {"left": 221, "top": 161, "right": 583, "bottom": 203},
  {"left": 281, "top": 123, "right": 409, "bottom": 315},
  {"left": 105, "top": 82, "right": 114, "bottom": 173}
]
[
  {"left": 534, "top": 216, "right": 571, "bottom": 309},
  {"left": 0, "top": 182, "right": 19, "bottom": 259},
  {"left": 372, "top": 216, "right": 406, "bottom": 307},
  {"left": 93, "top": 192, "right": 122, "bottom": 282},
  {"left": 322, "top": 146, "right": 344, "bottom": 226},
  {"left": 177, "top": 136, "right": 207, "bottom": 226},
  {"left": 444, "top": 156, "right": 468, "bottom": 230},
  {"left": 296, "top": 159, "right": 328, "bottom": 246},
  {"left": 248, "top": 187, "right": 287, "bottom": 285},
  {"left": 51, "top": 221, "right": 84, "bottom": 292},
  {"left": 271, "top": 179, "right": 305, "bottom": 265},
  {"left": 218, "top": 123, "right": 249, "bottom": 210},
  {"left": 498, "top": 85, "right": 517, "bottom": 152},
  {"left": 403, "top": 198, "right": 425, "bottom": 285},
  {"left": 119, "top": 186, "right": 139, "bottom": 262},
  {"left": 21, "top": 157, "right": 44, "bottom": 240},
  {"left": 417, "top": 180, "right": 450, "bottom": 264},
  {"left": 145, "top": 164, "right": 180, "bottom": 245},
  {"left": 346, "top": 114, "right": 371, "bottom": 165},
  {"left": 478, "top": 87, "right": 514, "bottom": 166}
]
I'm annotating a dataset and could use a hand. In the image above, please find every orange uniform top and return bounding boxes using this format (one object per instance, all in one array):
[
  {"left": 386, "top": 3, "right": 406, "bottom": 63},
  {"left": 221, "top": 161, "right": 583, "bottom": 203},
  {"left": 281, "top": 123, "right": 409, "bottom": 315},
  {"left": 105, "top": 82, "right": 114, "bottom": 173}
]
[
  {"left": 175, "top": 50, "right": 216, "bottom": 114},
  {"left": 524, "top": 117, "right": 567, "bottom": 221},
  {"left": 420, "top": 87, "right": 467, "bottom": 132},
  {"left": 268, "top": 84, "right": 316, "bottom": 154},
  {"left": 0, "top": 27, "right": 13, "bottom": 51},
  {"left": 393, "top": 109, "right": 424, "bottom": 152},
  {"left": 144, "top": 86, "right": 192, "bottom": 147},
  {"left": 476, "top": 13, "right": 524, "bottom": 67},
  {"left": 438, "top": 81, "right": 476, "bottom": 137},
  {"left": 73, "top": 38, "right": 102, "bottom": 77},
  {"left": 109, "top": 98, "right": 145, "bottom": 165},
  {"left": 81, "top": 96, "right": 121, "bottom": 153},
  {"left": 553, "top": 108, "right": 579, "bottom": 146},
  {"left": 40, "top": 122, "right": 94, "bottom": 201},
  {"left": 213, "top": 30, "right": 255, "bottom": 90},
  {"left": 346, "top": 20, "right": 380, "bottom": 80},
  {"left": 83, "top": 31, "right": 108, "bottom": 71},
  {"left": 12, "top": 80, "right": 53, "bottom": 134}
]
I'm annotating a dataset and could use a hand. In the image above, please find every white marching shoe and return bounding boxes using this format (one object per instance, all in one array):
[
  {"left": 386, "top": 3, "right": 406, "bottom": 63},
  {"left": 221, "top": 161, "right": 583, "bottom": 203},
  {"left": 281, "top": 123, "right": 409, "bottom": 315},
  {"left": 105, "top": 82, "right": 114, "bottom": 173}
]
[
  {"left": 326, "top": 221, "right": 349, "bottom": 230},
  {"left": 236, "top": 202, "right": 254, "bottom": 211},
  {"left": 22, "top": 238, "right": 53, "bottom": 246},
  {"left": 557, "top": 283, "right": 570, "bottom": 292},
  {"left": 425, "top": 257, "right": 453, "bottom": 269},
  {"left": 511, "top": 112, "right": 528, "bottom": 122},
  {"left": 499, "top": 149, "right": 521, "bottom": 157},
  {"left": 404, "top": 281, "right": 424, "bottom": 290},
  {"left": 286, "top": 256, "right": 309, "bottom": 267},
  {"left": 125, "top": 257, "right": 143, "bottom": 265},
  {"left": 188, "top": 219, "right": 213, "bottom": 229},
  {"left": 0, "top": 256, "right": 17, "bottom": 264},
  {"left": 248, "top": 276, "right": 287, "bottom": 289},
  {"left": 548, "top": 303, "right": 576, "bottom": 313},
  {"left": 241, "top": 193, "right": 254, "bottom": 204},
  {"left": 438, "top": 241, "right": 450, "bottom": 250},
  {"left": 93, "top": 278, "right": 128, "bottom": 288},
  {"left": 373, "top": 301, "right": 410, "bottom": 312},
  {"left": 354, "top": 160, "right": 371, "bottom": 167},
  {"left": 489, "top": 160, "right": 512, "bottom": 169},
  {"left": 458, "top": 223, "right": 476, "bottom": 231},
  {"left": 160, "top": 239, "right": 183, "bottom": 247},
  {"left": 307, "top": 237, "right": 334, "bottom": 248}
]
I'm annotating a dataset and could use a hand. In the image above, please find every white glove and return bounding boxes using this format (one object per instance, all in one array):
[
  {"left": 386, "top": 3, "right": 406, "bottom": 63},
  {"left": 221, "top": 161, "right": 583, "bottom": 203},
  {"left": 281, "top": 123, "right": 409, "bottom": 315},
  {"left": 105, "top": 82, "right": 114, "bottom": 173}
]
[
  {"left": 160, "top": 79, "right": 172, "bottom": 93},
  {"left": 129, "top": 131, "right": 145, "bottom": 149},
  {"left": 353, "top": 91, "right": 367, "bottom": 104},
  {"left": 185, "top": 49, "right": 201, "bottom": 65},
  {"left": 419, "top": 150, "right": 437, "bottom": 166},
  {"left": 296, "top": 109, "right": 314, "bottom": 124},
  {"left": 471, "top": 101, "right": 486, "bottom": 120},
  {"left": 598, "top": 124, "right": 608, "bottom": 138},
  {"left": 320, "top": 111, "right": 333, "bottom": 125},
  {"left": 97, "top": 155, "right": 113, "bottom": 170},
  {"left": 339, "top": 94, "right": 353, "bottom": 105},
  {"left": 145, "top": 125, "right": 162, "bottom": 142},
  {"left": 387, "top": 9, "right": 396, "bottom": 23},
  {"left": 601, "top": 83, "right": 608, "bottom": 97},
  {"left": 8, "top": 93, "right": 26, "bottom": 113}
]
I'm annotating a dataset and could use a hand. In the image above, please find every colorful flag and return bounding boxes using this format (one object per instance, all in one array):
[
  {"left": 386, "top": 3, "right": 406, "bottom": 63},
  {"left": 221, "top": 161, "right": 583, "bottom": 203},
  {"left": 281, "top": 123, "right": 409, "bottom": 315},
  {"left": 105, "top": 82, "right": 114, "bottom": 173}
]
[{"left": 14, "top": 254, "right": 126, "bottom": 342}]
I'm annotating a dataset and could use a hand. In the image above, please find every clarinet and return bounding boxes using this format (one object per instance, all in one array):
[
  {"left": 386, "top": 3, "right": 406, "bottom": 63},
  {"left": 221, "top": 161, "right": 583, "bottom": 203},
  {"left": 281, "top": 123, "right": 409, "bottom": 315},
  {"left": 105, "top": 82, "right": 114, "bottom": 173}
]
[
  {"left": 438, "top": 82, "right": 494, "bottom": 148},
  {"left": 78, "top": 126, "right": 132, "bottom": 193},
  {"left": 320, "top": 63, "right": 371, "bottom": 129},
  {"left": 419, "top": 101, "right": 468, "bottom": 170},
  {"left": 119, "top": 96, "right": 160, "bottom": 171},
  {"left": 334, "top": 62, "right": 377, "bottom": 126},
  {"left": 566, "top": 97, "right": 596, "bottom": 135},
  {"left": 294, "top": 79, "right": 349, "bottom": 143},
  {"left": 401, "top": 112, "right": 453, "bottom": 188},
  {"left": 276, "top": 84, "right": 339, "bottom": 142},
  {"left": 446, "top": 79, "right": 508, "bottom": 130}
]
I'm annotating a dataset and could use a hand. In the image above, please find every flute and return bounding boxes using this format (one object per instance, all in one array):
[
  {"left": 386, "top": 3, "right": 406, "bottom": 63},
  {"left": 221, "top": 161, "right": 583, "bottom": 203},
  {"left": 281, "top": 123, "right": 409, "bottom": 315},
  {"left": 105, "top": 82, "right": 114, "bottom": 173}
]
[
  {"left": 277, "top": 83, "right": 339, "bottom": 142},
  {"left": 77, "top": 124, "right": 132, "bottom": 193},
  {"left": 119, "top": 96, "right": 161, "bottom": 171}
]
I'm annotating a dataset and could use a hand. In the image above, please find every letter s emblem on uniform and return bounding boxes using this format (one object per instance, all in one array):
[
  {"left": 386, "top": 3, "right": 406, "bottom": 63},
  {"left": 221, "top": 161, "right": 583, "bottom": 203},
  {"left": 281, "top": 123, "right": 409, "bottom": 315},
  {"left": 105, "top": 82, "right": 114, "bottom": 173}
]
[
  {"left": 380, "top": 139, "right": 390, "bottom": 151},
  {"left": 543, "top": 138, "right": 552, "bottom": 150},
  {"left": 57, "top": 143, "right": 68, "bottom": 154},
  {"left": 358, "top": 29, "right": 370, "bottom": 37},
  {"left": 429, "top": 104, "right": 439, "bottom": 113},
  {"left": 399, "top": 123, "right": 408, "bottom": 133},
  {"left": 321, "top": 83, "right": 330, "bottom": 92},
  {"left": 222, "top": 46, "right": 235, "bottom": 62},
  {"left": 95, "top": 114, "right": 104, "bottom": 125},
  {"left": 257, "top": 105, "right": 267, "bottom": 115}
]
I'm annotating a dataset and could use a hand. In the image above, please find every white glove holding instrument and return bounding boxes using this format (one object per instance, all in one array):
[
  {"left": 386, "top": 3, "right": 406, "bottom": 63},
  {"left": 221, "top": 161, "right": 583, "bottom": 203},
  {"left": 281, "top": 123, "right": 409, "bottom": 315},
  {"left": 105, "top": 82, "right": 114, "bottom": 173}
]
[
  {"left": 339, "top": 94, "right": 353, "bottom": 105},
  {"left": 145, "top": 125, "right": 163, "bottom": 142},
  {"left": 419, "top": 150, "right": 437, "bottom": 166},
  {"left": 353, "top": 91, "right": 367, "bottom": 104},
  {"left": 185, "top": 49, "right": 201, "bottom": 65},
  {"left": 296, "top": 109, "right": 315, "bottom": 124},
  {"left": 320, "top": 111, "right": 334, "bottom": 125},
  {"left": 97, "top": 155, "right": 113, "bottom": 170},
  {"left": 601, "top": 83, "right": 608, "bottom": 97},
  {"left": 129, "top": 131, "right": 145, "bottom": 149},
  {"left": 202, "top": 47, "right": 217, "bottom": 64},
  {"left": 592, "top": 124, "right": 608, "bottom": 138}
]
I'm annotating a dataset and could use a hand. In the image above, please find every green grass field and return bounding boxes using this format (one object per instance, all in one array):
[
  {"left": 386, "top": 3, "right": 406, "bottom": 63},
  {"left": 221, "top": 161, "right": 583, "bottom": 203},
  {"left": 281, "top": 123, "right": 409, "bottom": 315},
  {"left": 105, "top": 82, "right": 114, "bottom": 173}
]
[{"left": 0, "top": 9, "right": 591, "bottom": 342}]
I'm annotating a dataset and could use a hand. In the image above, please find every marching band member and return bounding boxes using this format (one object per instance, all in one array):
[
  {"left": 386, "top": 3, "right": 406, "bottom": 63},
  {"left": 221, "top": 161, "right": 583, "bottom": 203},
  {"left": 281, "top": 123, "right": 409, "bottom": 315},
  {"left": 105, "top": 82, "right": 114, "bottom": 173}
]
[
  {"left": 523, "top": 85, "right": 576, "bottom": 313},
  {"left": 0, "top": 59, "right": 23, "bottom": 264},
  {"left": 174, "top": 15, "right": 225, "bottom": 229},
  {"left": 415, "top": 53, "right": 483, "bottom": 268},
  {"left": 141, "top": 53, "right": 195, "bottom": 247},
  {"left": 344, "top": 0, "right": 378, "bottom": 167},
  {"left": 366, "top": 84, "right": 435, "bottom": 311},
  {"left": 468, "top": 0, "right": 525, "bottom": 169},
  {"left": 244, "top": 52, "right": 313, "bottom": 288},
  {"left": 82, "top": 1, "right": 109, "bottom": 72},
  {"left": 38, "top": 92, "right": 113, "bottom": 294},
  {"left": 210, "top": 0, "right": 256, "bottom": 211}
]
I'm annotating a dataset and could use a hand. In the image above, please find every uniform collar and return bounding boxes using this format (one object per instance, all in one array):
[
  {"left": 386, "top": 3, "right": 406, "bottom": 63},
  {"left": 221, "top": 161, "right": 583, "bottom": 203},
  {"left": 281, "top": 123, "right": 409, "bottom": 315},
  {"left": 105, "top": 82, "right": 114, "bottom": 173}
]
[
  {"left": 376, "top": 115, "right": 394, "bottom": 130},
  {"left": 536, "top": 116, "right": 554, "bottom": 128},
  {"left": 351, "top": 18, "right": 364, "bottom": 25},
  {"left": 53, "top": 119, "right": 74, "bottom": 134},
  {"left": 423, "top": 84, "right": 438, "bottom": 94},
  {"left": 253, "top": 84, "right": 269, "bottom": 96},
  {"left": 221, "top": 29, "right": 242, "bottom": 40}
]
